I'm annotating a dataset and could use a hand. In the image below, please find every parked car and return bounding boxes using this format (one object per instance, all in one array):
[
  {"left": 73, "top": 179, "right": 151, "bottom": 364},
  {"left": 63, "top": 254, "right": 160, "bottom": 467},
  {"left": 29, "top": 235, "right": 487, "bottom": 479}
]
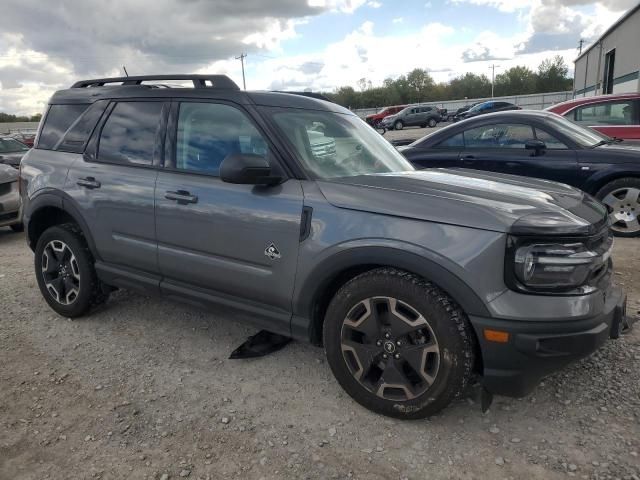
[
  {"left": 453, "top": 103, "right": 479, "bottom": 122},
  {"left": 365, "top": 105, "right": 407, "bottom": 127},
  {"left": 0, "top": 163, "right": 23, "bottom": 232},
  {"left": 21, "top": 74, "right": 629, "bottom": 419},
  {"left": 546, "top": 93, "right": 640, "bottom": 141},
  {"left": 456, "top": 101, "right": 520, "bottom": 121},
  {"left": 400, "top": 110, "right": 640, "bottom": 237},
  {"left": 380, "top": 105, "right": 441, "bottom": 130},
  {"left": 9, "top": 129, "right": 38, "bottom": 148},
  {"left": 0, "top": 135, "right": 30, "bottom": 167}
]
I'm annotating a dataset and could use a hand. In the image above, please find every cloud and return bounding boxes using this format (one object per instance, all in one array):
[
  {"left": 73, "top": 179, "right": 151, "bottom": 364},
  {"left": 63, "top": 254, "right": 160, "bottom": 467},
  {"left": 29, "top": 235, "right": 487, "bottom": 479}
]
[
  {"left": 461, "top": 46, "right": 511, "bottom": 62},
  {"left": 367, "top": 1, "right": 383, "bottom": 7},
  {"left": 392, "top": 17, "right": 404, "bottom": 23}
]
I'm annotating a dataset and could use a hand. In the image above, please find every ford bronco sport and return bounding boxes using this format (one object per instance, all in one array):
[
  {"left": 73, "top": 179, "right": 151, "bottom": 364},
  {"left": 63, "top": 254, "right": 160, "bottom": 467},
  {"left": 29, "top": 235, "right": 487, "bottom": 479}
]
[{"left": 20, "top": 75, "right": 630, "bottom": 419}]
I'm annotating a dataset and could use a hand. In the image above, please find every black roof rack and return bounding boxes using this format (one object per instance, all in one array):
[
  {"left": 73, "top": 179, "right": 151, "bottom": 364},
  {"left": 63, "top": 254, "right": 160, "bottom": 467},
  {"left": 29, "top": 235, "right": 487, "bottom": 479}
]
[
  {"left": 271, "top": 91, "right": 333, "bottom": 102},
  {"left": 71, "top": 75, "right": 240, "bottom": 90}
]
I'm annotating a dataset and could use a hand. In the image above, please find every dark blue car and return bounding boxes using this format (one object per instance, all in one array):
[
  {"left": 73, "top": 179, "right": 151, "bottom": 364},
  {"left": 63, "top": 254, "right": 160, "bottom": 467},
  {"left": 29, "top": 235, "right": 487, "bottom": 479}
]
[{"left": 400, "top": 110, "right": 640, "bottom": 237}]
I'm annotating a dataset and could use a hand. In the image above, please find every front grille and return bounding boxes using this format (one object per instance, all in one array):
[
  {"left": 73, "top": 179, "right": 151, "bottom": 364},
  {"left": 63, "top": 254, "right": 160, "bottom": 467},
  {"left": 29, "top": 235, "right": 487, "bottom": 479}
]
[{"left": 0, "top": 182, "right": 13, "bottom": 196}]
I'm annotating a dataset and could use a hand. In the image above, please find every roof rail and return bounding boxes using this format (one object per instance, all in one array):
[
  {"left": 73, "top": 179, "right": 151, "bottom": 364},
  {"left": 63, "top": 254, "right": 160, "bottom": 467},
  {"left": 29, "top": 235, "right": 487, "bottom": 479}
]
[
  {"left": 271, "top": 91, "right": 333, "bottom": 102},
  {"left": 71, "top": 75, "right": 240, "bottom": 90}
]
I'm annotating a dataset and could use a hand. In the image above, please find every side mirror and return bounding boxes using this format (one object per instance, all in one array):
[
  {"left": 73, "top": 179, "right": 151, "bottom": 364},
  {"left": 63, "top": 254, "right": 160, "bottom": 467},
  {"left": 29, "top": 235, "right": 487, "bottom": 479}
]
[
  {"left": 220, "top": 153, "right": 282, "bottom": 185},
  {"left": 525, "top": 139, "right": 546, "bottom": 155}
]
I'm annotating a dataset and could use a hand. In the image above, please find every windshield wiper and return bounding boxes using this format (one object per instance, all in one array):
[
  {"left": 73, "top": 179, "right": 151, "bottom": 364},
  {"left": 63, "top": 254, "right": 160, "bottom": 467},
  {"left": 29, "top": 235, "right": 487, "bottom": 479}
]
[{"left": 591, "top": 139, "right": 614, "bottom": 148}]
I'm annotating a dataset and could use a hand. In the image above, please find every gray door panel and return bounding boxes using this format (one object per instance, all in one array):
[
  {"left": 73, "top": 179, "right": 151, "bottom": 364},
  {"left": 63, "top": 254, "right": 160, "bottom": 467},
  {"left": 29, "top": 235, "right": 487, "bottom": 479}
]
[
  {"left": 155, "top": 173, "right": 304, "bottom": 312},
  {"left": 65, "top": 159, "right": 159, "bottom": 274}
]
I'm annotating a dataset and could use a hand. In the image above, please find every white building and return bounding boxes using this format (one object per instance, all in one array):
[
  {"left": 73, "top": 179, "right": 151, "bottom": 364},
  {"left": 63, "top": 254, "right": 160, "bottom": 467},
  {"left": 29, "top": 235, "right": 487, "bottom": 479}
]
[{"left": 573, "top": 3, "right": 640, "bottom": 97}]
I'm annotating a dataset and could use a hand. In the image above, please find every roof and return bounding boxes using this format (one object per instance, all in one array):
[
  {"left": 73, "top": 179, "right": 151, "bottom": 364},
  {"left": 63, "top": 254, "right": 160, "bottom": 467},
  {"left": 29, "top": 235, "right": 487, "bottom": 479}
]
[
  {"left": 546, "top": 92, "right": 640, "bottom": 114},
  {"left": 575, "top": 2, "right": 640, "bottom": 62},
  {"left": 49, "top": 74, "right": 349, "bottom": 114}
]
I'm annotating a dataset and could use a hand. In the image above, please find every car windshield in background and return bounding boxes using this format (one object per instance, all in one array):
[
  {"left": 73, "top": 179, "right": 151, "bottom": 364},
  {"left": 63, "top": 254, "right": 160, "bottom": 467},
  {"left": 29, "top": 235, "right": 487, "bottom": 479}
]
[
  {"left": 546, "top": 114, "right": 611, "bottom": 147},
  {"left": 271, "top": 110, "right": 414, "bottom": 179},
  {"left": 0, "top": 138, "right": 30, "bottom": 153}
]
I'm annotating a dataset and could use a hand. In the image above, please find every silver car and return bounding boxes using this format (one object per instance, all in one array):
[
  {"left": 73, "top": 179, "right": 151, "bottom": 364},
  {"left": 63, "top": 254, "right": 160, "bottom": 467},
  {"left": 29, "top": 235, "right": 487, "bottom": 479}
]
[{"left": 0, "top": 164, "right": 23, "bottom": 232}]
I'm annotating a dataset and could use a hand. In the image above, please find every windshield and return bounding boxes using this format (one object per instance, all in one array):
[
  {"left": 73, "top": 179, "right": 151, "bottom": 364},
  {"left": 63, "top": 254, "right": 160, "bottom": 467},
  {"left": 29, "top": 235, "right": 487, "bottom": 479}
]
[
  {"left": 271, "top": 110, "right": 414, "bottom": 179},
  {"left": 545, "top": 113, "right": 610, "bottom": 147},
  {"left": 467, "top": 103, "right": 486, "bottom": 113},
  {"left": 0, "top": 138, "right": 29, "bottom": 153}
]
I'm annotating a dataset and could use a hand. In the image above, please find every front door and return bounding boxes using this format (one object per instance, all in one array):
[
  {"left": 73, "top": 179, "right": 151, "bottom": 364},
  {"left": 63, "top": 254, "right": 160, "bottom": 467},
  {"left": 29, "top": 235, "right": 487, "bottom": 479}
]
[
  {"left": 458, "top": 122, "right": 578, "bottom": 186},
  {"left": 155, "top": 101, "right": 303, "bottom": 330}
]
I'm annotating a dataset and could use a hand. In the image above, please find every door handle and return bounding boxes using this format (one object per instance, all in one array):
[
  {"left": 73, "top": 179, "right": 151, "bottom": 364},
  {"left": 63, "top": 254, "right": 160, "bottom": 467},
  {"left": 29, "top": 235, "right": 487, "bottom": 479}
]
[
  {"left": 165, "top": 190, "right": 198, "bottom": 204},
  {"left": 77, "top": 177, "right": 101, "bottom": 189},
  {"left": 461, "top": 155, "right": 475, "bottom": 162}
]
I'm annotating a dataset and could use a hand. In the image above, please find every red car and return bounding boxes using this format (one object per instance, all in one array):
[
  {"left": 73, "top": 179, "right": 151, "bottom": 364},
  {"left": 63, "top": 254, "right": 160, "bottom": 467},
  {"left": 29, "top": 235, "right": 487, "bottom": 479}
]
[
  {"left": 365, "top": 105, "right": 407, "bottom": 127},
  {"left": 546, "top": 93, "right": 640, "bottom": 140}
]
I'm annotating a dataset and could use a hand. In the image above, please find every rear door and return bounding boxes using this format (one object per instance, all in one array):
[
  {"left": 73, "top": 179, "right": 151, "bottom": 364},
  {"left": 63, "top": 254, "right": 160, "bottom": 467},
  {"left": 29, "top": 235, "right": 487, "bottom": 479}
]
[
  {"left": 458, "top": 122, "right": 579, "bottom": 185},
  {"left": 66, "top": 100, "right": 166, "bottom": 282},
  {"left": 154, "top": 100, "right": 303, "bottom": 330}
]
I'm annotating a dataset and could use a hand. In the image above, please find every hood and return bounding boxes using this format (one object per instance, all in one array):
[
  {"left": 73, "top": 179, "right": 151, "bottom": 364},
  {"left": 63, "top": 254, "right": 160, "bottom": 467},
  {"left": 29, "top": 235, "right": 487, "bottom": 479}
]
[
  {"left": 0, "top": 152, "right": 24, "bottom": 168},
  {"left": 0, "top": 163, "right": 19, "bottom": 183},
  {"left": 317, "top": 169, "right": 608, "bottom": 235}
]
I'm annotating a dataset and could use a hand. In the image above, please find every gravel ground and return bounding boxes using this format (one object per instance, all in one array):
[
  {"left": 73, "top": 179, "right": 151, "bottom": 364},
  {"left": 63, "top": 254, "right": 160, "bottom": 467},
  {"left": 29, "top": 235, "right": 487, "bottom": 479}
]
[{"left": 0, "top": 228, "right": 638, "bottom": 480}]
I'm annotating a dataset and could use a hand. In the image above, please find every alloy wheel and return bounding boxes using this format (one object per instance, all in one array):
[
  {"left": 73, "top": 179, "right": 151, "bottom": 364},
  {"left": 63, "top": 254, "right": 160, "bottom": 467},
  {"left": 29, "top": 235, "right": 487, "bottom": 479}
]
[
  {"left": 340, "top": 296, "right": 440, "bottom": 401},
  {"left": 41, "top": 240, "right": 81, "bottom": 305},
  {"left": 602, "top": 187, "right": 640, "bottom": 234}
]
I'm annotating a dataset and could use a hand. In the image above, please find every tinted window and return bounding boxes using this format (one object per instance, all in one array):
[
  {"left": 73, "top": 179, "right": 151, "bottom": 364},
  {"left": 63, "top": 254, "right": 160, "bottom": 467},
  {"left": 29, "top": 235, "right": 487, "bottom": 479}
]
[
  {"left": 174, "top": 102, "right": 268, "bottom": 175},
  {"left": 38, "top": 104, "right": 89, "bottom": 150},
  {"left": 434, "top": 133, "right": 464, "bottom": 148},
  {"left": 58, "top": 100, "right": 109, "bottom": 153},
  {"left": 464, "top": 124, "right": 535, "bottom": 148},
  {"left": 0, "top": 138, "right": 29, "bottom": 153},
  {"left": 98, "top": 102, "right": 163, "bottom": 166},
  {"left": 572, "top": 101, "right": 636, "bottom": 126},
  {"left": 535, "top": 128, "right": 568, "bottom": 149}
]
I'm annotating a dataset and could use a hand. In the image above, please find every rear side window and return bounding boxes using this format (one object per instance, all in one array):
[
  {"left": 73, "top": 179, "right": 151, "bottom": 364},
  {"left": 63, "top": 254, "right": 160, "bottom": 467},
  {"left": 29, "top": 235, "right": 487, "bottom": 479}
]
[
  {"left": 98, "top": 102, "right": 164, "bottom": 166},
  {"left": 572, "top": 101, "right": 637, "bottom": 126},
  {"left": 57, "top": 100, "right": 109, "bottom": 153},
  {"left": 38, "top": 104, "right": 89, "bottom": 150}
]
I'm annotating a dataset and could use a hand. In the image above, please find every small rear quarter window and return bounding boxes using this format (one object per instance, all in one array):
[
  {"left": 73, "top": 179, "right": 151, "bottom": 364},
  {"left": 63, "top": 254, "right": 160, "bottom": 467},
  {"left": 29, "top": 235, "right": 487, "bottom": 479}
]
[{"left": 38, "top": 104, "right": 89, "bottom": 150}]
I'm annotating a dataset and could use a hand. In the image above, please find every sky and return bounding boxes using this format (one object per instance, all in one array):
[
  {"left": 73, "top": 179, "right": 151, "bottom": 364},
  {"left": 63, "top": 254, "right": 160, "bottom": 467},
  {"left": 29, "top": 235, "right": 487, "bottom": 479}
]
[{"left": 0, "top": 0, "right": 637, "bottom": 115}]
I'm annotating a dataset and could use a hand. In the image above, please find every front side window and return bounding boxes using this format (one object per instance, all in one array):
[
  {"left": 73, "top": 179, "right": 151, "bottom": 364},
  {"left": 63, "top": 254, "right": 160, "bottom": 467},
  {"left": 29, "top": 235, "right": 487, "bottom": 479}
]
[
  {"left": 98, "top": 102, "right": 164, "bottom": 166},
  {"left": 572, "top": 101, "right": 635, "bottom": 126},
  {"left": 464, "top": 124, "right": 535, "bottom": 149},
  {"left": 535, "top": 128, "right": 568, "bottom": 149},
  {"left": 433, "top": 133, "right": 464, "bottom": 149},
  {"left": 271, "top": 109, "right": 413, "bottom": 179},
  {"left": 174, "top": 102, "right": 268, "bottom": 175}
]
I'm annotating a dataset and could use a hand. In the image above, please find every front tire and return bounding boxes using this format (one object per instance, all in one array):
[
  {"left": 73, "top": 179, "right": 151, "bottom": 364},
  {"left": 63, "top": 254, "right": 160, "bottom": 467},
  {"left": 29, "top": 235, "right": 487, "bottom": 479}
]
[
  {"left": 596, "top": 178, "right": 640, "bottom": 237},
  {"left": 323, "top": 268, "right": 475, "bottom": 419},
  {"left": 34, "top": 223, "right": 109, "bottom": 317},
  {"left": 428, "top": 118, "right": 437, "bottom": 128}
]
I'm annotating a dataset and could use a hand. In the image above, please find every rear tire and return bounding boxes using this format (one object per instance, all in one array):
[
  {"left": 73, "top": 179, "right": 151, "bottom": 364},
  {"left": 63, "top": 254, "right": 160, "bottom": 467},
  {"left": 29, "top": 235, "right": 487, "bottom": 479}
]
[
  {"left": 323, "top": 268, "right": 475, "bottom": 419},
  {"left": 595, "top": 178, "right": 640, "bottom": 237},
  {"left": 34, "top": 223, "right": 109, "bottom": 317},
  {"left": 394, "top": 121, "right": 404, "bottom": 131}
]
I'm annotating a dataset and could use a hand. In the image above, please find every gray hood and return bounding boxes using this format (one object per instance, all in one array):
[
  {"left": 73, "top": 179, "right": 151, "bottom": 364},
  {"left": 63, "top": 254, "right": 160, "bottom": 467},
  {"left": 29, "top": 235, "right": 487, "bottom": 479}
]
[{"left": 317, "top": 169, "right": 608, "bottom": 235}]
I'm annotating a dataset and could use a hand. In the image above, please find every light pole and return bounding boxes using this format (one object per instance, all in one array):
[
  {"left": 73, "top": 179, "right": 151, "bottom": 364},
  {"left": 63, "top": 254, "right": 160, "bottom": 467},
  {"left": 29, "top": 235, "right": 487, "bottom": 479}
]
[
  {"left": 235, "top": 53, "right": 247, "bottom": 90},
  {"left": 489, "top": 64, "right": 500, "bottom": 97}
]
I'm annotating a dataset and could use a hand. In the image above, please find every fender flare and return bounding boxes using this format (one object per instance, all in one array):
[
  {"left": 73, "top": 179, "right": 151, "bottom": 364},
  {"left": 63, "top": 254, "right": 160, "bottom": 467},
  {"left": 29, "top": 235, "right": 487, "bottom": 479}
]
[
  {"left": 292, "top": 245, "right": 491, "bottom": 343},
  {"left": 582, "top": 168, "right": 640, "bottom": 196},
  {"left": 25, "top": 190, "right": 100, "bottom": 260}
]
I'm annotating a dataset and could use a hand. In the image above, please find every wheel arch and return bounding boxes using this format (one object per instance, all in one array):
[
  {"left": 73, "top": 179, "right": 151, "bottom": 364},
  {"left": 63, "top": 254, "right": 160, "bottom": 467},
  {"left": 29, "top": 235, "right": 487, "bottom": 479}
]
[
  {"left": 25, "top": 192, "right": 99, "bottom": 260},
  {"left": 292, "top": 246, "right": 490, "bottom": 346},
  {"left": 584, "top": 171, "right": 640, "bottom": 196}
]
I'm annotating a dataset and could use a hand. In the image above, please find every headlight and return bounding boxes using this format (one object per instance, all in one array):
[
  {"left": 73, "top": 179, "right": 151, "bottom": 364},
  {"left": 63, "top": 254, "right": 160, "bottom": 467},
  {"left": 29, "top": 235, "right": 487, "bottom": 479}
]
[{"left": 505, "top": 233, "right": 613, "bottom": 295}]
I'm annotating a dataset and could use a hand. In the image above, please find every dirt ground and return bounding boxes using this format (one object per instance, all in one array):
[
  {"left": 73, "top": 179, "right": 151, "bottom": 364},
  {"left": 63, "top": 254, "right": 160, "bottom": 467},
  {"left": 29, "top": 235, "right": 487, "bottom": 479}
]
[{"left": 0, "top": 229, "right": 638, "bottom": 480}]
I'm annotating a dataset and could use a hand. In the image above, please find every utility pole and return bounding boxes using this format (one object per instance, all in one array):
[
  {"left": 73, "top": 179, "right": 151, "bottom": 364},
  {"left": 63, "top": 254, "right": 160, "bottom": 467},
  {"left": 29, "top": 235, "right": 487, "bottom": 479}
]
[
  {"left": 489, "top": 64, "right": 499, "bottom": 97},
  {"left": 578, "top": 39, "right": 584, "bottom": 55},
  {"left": 122, "top": 65, "right": 129, "bottom": 77},
  {"left": 235, "top": 53, "right": 247, "bottom": 90}
]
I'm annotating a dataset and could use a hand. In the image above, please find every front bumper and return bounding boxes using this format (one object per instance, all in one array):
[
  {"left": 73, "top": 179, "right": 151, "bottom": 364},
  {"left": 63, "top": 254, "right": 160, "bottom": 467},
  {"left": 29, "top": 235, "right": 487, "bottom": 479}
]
[{"left": 469, "top": 285, "right": 629, "bottom": 397}]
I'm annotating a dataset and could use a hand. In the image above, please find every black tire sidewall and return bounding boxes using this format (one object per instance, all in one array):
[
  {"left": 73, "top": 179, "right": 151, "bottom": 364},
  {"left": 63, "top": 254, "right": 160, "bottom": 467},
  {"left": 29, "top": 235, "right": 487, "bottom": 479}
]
[
  {"left": 428, "top": 118, "right": 437, "bottom": 128},
  {"left": 596, "top": 177, "right": 640, "bottom": 238},
  {"left": 395, "top": 121, "right": 403, "bottom": 130},
  {"left": 323, "top": 270, "right": 473, "bottom": 419},
  {"left": 34, "top": 225, "right": 97, "bottom": 317}
]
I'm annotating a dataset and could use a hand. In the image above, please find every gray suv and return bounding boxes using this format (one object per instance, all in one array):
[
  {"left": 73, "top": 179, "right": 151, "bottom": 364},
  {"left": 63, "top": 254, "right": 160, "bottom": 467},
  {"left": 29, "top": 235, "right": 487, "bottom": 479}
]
[
  {"left": 381, "top": 105, "right": 440, "bottom": 130},
  {"left": 21, "top": 75, "right": 630, "bottom": 419}
]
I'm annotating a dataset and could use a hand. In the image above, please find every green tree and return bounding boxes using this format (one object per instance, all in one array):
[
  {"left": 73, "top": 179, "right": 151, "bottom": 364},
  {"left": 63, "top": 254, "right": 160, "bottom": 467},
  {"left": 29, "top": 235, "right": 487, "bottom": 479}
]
[
  {"left": 536, "top": 55, "right": 572, "bottom": 93},
  {"left": 494, "top": 66, "right": 537, "bottom": 96}
]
